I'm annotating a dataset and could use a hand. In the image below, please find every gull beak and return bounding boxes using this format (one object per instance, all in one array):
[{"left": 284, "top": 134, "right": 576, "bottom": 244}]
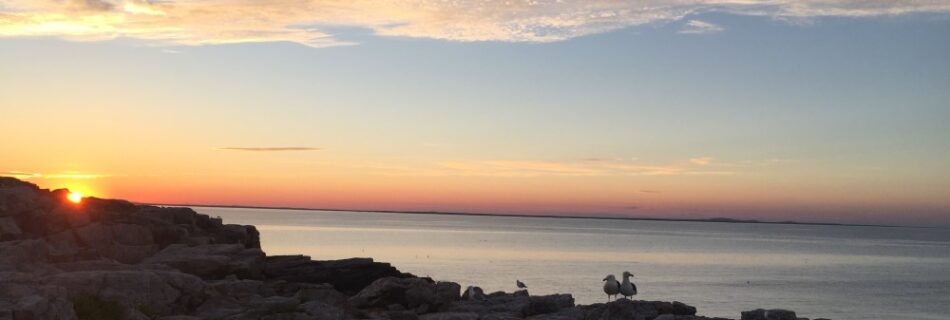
[{"left": 602, "top": 277, "right": 607, "bottom": 281}]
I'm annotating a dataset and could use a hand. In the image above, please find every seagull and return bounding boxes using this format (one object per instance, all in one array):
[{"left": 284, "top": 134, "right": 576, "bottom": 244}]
[
  {"left": 603, "top": 274, "right": 621, "bottom": 302},
  {"left": 516, "top": 280, "right": 527, "bottom": 289},
  {"left": 620, "top": 271, "right": 637, "bottom": 299}
]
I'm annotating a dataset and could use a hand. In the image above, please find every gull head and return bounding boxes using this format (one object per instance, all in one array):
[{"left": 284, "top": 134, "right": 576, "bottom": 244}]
[
  {"left": 603, "top": 274, "right": 616, "bottom": 281},
  {"left": 623, "top": 271, "right": 634, "bottom": 278}
]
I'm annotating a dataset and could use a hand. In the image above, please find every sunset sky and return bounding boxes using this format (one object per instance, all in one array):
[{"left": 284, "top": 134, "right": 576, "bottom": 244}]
[{"left": 1, "top": 1, "right": 949, "bottom": 226}]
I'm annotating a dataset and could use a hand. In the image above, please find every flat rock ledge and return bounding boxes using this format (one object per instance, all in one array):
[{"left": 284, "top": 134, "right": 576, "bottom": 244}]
[{"left": 0, "top": 177, "right": 830, "bottom": 320}]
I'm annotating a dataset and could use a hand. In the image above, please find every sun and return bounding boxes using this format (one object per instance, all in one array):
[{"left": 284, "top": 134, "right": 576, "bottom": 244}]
[{"left": 67, "top": 191, "right": 84, "bottom": 204}]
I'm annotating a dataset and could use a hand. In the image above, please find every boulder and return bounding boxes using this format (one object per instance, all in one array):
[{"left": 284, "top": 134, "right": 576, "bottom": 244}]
[
  {"left": 462, "top": 286, "right": 486, "bottom": 301},
  {"left": 349, "top": 277, "right": 459, "bottom": 311},
  {"left": 208, "top": 277, "right": 266, "bottom": 302},
  {"left": 583, "top": 299, "right": 671, "bottom": 320},
  {"left": 0, "top": 273, "right": 77, "bottom": 320},
  {"left": 144, "top": 244, "right": 265, "bottom": 279},
  {"left": 522, "top": 294, "right": 575, "bottom": 317},
  {"left": 741, "top": 309, "right": 797, "bottom": 320},
  {"left": 0, "top": 216, "right": 21, "bottom": 239},
  {"left": 46, "top": 269, "right": 208, "bottom": 315},
  {"left": 265, "top": 256, "right": 409, "bottom": 295},
  {"left": 526, "top": 307, "right": 586, "bottom": 320},
  {"left": 111, "top": 223, "right": 155, "bottom": 246},
  {"left": 0, "top": 239, "right": 49, "bottom": 269},
  {"left": 673, "top": 301, "right": 697, "bottom": 316}
]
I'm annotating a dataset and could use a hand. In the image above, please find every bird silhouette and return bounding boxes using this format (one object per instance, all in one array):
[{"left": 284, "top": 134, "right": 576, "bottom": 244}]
[
  {"left": 603, "top": 274, "right": 621, "bottom": 301},
  {"left": 620, "top": 271, "right": 637, "bottom": 299}
]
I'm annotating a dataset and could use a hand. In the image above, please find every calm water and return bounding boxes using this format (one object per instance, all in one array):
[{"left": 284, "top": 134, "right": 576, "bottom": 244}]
[{"left": 194, "top": 207, "right": 950, "bottom": 320}]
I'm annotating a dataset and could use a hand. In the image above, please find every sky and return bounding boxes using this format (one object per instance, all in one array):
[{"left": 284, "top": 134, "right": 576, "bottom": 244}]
[{"left": 1, "top": 1, "right": 949, "bottom": 226}]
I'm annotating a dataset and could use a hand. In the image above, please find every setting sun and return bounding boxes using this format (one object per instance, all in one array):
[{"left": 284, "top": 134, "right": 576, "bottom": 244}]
[{"left": 67, "top": 191, "right": 83, "bottom": 204}]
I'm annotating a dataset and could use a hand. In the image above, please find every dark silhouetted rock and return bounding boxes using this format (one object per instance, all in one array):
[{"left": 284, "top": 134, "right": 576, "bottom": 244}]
[
  {"left": 144, "top": 244, "right": 265, "bottom": 279},
  {"left": 742, "top": 309, "right": 798, "bottom": 320},
  {"left": 349, "top": 277, "right": 460, "bottom": 311},
  {"left": 266, "top": 255, "right": 410, "bottom": 295}
]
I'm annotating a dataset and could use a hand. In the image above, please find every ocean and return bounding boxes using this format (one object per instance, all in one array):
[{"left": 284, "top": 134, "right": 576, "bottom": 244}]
[{"left": 194, "top": 207, "right": 950, "bottom": 320}]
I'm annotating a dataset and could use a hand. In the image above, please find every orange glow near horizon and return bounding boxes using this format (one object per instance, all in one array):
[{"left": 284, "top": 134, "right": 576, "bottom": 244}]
[{"left": 67, "top": 191, "right": 83, "bottom": 204}]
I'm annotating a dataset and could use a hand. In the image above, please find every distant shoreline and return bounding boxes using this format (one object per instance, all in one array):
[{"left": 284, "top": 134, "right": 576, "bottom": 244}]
[{"left": 140, "top": 202, "right": 917, "bottom": 229}]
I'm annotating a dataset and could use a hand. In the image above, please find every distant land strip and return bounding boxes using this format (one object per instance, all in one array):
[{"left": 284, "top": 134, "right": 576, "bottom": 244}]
[{"left": 136, "top": 202, "right": 921, "bottom": 229}]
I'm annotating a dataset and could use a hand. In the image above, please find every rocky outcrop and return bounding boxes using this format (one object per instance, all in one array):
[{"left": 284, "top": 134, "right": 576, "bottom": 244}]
[{"left": 0, "top": 177, "right": 829, "bottom": 320}]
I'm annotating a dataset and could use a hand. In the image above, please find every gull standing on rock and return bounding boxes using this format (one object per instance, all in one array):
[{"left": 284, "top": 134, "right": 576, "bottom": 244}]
[
  {"left": 602, "top": 274, "right": 621, "bottom": 302},
  {"left": 620, "top": 271, "right": 637, "bottom": 299}
]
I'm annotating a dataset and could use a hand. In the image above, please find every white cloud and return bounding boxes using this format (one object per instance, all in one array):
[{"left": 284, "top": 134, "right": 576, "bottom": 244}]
[
  {"left": 679, "top": 20, "right": 724, "bottom": 34},
  {"left": 0, "top": 1, "right": 947, "bottom": 47}
]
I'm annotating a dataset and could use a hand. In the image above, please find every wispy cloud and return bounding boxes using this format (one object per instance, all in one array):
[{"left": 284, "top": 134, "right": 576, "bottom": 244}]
[
  {"left": 0, "top": 1, "right": 947, "bottom": 47},
  {"left": 215, "top": 147, "right": 321, "bottom": 152},
  {"left": 2, "top": 171, "right": 41, "bottom": 179},
  {"left": 679, "top": 20, "right": 724, "bottom": 34},
  {"left": 2, "top": 171, "right": 111, "bottom": 179}
]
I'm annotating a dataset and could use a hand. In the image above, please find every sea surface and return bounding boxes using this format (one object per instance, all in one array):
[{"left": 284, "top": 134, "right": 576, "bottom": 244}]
[{"left": 194, "top": 207, "right": 950, "bottom": 320}]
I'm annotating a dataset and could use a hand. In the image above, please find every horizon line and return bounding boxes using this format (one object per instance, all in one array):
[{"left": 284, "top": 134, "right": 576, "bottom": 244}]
[{"left": 136, "top": 201, "right": 928, "bottom": 229}]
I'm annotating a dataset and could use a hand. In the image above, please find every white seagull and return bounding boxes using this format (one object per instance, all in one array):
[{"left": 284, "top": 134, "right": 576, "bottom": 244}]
[
  {"left": 602, "top": 274, "right": 621, "bottom": 302},
  {"left": 620, "top": 271, "right": 637, "bottom": 299}
]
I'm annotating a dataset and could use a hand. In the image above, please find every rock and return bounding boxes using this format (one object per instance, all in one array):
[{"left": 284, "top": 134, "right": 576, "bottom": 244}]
[
  {"left": 419, "top": 312, "right": 480, "bottom": 320},
  {"left": 194, "top": 295, "right": 247, "bottom": 319},
  {"left": 111, "top": 223, "right": 155, "bottom": 246},
  {"left": 741, "top": 309, "right": 797, "bottom": 320},
  {"left": 143, "top": 244, "right": 265, "bottom": 279},
  {"left": 208, "top": 278, "right": 265, "bottom": 302},
  {"left": 72, "top": 223, "right": 112, "bottom": 249},
  {"left": 0, "top": 216, "right": 21, "bottom": 239},
  {"left": 299, "top": 300, "right": 346, "bottom": 320},
  {"left": 742, "top": 309, "right": 766, "bottom": 320},
  {"left": 462, "top": 286, "right": 486, "bottom": 301},
  {"left": 46, "top": 269, "right": 208, "bottom": 315},
  {"left": 584, "top": 299, "right": 665, "bottom": 320},
  {"left": 265, "top": 256, "right": 410, "bottom": 295},
  {"left": 0, "top": 272, "right": 78, "bottom": 320},
  {"left": 765, "top": 309, "right": 797, "bottom": 320},
  {"left": 522, "top": 294, "right": 575, "bottom": 317},
  {"left": 11, "top": 294, "right": 78, "bottom": 320},
  {"left": 654, "top": 315, "right": 676, "bottom": 320},
  {"left": 526, "top": 307, "right": 586, "bottom": 320},
  {"left": 673, "top": 301, "right": 697, "bottom": 316},
  {"left": 291, "top": 284, "right": 349, "bottom": 306},
  {"left": 349, "top": 277, "right": 459, "bottom": 311},
  {"left": 388, "top": 310, "right": 421, "bottom": 320},
  {"left": 0, "top": 239, "right": 49, "bottom": 269}
]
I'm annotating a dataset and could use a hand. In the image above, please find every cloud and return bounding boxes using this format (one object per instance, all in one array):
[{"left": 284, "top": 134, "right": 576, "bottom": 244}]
[
  {"left": 2, "top": 171, "right": 110, "bottom": 179},
  {"left": 679, "top": 20, "right": 724, "bottom": 34},
  {"left": 2, "top": 171, "right": 41, "bottom": 179},
  {"left": 215, "top": 147, "right": 321, "bottom": 152},
  {"left": 640, "top": 190, "right": 662, "bottom": 194},
  {"left": 689, "top": 157, "right": 713, "bottom": 165},
  {"left": 0, "top": 1, "right": 947, "bottom": 47},
  {"left": 623, "top": 205, "right": 640, "bottom": 210}
]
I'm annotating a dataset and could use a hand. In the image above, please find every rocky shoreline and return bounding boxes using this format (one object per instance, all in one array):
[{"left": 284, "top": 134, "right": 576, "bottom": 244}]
[{"left": 0, "top": 177, "right": 827, "bottom": 320}]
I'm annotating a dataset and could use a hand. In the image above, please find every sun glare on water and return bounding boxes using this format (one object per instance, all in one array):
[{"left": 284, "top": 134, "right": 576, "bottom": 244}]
[{"left": 67, "top": 192, "right": 83, "bottom": 204}]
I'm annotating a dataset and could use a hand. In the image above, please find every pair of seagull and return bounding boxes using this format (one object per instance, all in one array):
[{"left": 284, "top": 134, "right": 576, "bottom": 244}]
[{"left": 603, "top": 271, "right": 637, "bottom": 301}]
